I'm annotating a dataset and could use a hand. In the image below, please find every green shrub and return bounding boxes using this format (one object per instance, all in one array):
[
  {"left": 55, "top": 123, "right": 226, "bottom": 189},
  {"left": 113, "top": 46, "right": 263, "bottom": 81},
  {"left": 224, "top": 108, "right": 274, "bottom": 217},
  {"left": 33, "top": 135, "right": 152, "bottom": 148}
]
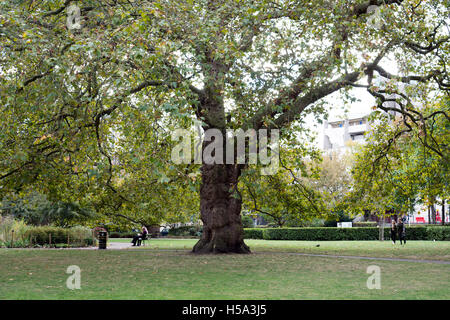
[
  {"left": 1, "top": 239, "right": 30, "bottom": 248},
  {"left": 1, "top": 193, "right": 96, "bottom": 227},
  {"left": 24, "top": 226, "right": 94, "bottom": 247},
  {"left": 168, "top": 225, "right": 202, "bottom": 237},
  {"left": 69, "top": 226, "right": 92, "bottom": 238},
  {"left": 0, "top": 216, "right": 30, "bottom": 243},
  {"left": 0, "top": 218, "right": 95, "bottom": 247},
  {"left": 244, "top": 228, "right": 264, "bottom": 239},
  {"left": 110, "top": 232, "right": 138, "bottom": 238},
  {"left": 108, "top": 231, "right": 138, "bottom": 238},
  {"left": 403, "top": 226, "right": 428, "bottom": 240},
  {"left": 241, "top": 215, "right": 254, "bottom": 228},
  {"left": 25, "top": 226, "right": 64, "bottom": 244},
  {"left": 109, "top": 232, "right": 121, "bottom": 238},
  {"left": 243, "top": 226, "right": 450, "bottom": 241},
  {"left": 67, "top": 226, "right": 93, "bottom": 246},
  {"left": 426, "top": 226, "right": 450, "bottom": 241},
  {"left": 261, "top": 227, "right": 381, "bottom": 241}
]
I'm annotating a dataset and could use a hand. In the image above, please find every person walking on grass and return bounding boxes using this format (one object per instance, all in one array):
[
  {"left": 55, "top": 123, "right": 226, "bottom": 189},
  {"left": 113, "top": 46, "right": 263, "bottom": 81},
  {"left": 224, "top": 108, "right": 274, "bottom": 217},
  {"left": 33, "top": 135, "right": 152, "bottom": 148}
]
[
  {"left": 390, "top": 219, "right": 397, "bottom": 244},
  {"left": 397, "top": 217, "right": 406, "bottom": 245}
]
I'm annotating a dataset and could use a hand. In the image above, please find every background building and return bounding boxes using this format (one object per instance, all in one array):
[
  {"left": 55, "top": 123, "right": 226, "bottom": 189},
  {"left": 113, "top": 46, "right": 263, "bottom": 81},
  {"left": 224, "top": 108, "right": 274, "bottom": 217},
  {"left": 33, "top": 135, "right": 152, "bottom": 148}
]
[
  {"left": 322, "top": 113, "right": 370, "bottom": 153},
  {"left": 320, "top": 110, "right": 449, "bottom": 225}
]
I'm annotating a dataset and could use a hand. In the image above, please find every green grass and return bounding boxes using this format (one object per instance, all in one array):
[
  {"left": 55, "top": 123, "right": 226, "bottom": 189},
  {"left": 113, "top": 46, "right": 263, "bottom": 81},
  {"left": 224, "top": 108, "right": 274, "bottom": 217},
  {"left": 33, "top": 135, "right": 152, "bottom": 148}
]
[
  {"left": 0, "top": 248, "right": 449, "bottom": 300},
  {"left": 110, "top": 238, "right": 450, "bottom": 261},
  {"left": 2, "top": 240, "right": 449, "bottom": 299}
]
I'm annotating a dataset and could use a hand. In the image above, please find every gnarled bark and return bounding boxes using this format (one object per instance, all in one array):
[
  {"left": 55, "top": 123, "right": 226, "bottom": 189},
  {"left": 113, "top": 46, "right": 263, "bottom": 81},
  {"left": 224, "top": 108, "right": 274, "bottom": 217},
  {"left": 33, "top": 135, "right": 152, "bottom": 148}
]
[{"left": 193, "top": 163, "right": 250, "bottom": 254}]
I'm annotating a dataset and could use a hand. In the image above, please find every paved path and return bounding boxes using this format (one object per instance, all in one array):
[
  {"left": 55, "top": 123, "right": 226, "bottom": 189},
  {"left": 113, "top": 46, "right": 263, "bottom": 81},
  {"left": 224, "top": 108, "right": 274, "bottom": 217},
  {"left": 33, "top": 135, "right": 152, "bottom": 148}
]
[{"left": 108, "top": 242, "right": 134, "bottom": 250}]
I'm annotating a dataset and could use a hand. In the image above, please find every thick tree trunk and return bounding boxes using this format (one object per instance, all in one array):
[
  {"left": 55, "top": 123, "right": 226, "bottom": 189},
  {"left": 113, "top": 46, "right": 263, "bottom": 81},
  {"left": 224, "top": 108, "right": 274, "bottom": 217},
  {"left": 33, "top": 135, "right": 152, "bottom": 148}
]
[
  {"left": 442, "top": 200, "right": 445, "bottom": 226},
  {"left": 379, "top": 214, "right": 385, "bottom": 241},
  {"left": 146, "top": 225, "right": 160, "bottom": 238},
  {"left": 192, "top": 83, "right": 251, "bottom": 253},
  {"left": 431, "top": 204, "right": 436, "bottom": 224},
  {"left": 193, "top": 163, "right": 250, "bottom": 254}
]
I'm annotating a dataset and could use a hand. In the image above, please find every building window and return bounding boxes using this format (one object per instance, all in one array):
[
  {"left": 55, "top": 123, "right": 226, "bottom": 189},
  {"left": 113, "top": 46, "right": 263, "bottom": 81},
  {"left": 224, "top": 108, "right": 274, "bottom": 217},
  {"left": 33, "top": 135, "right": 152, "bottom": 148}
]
[{"left": 331, "top": 122, "right": 343, "bottom": 128}]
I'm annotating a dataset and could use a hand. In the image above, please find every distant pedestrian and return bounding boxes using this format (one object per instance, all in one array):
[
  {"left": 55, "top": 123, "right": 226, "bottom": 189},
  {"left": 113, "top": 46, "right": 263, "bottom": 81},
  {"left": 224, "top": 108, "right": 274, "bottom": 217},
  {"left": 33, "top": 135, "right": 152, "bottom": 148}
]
[
  {"left": 390, "top": 219, "right": 397, "bottom": 244},
  {"left": 397, "top": 218, "right": 406, "bottom": 245}
]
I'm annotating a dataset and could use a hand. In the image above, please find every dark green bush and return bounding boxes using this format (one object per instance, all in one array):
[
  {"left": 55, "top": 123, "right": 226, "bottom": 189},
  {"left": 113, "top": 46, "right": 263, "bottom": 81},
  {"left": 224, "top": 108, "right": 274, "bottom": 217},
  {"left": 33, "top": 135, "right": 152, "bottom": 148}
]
[
  {"left": 24, "top": 226, "right": 93, "bottom": 247},
  {"left": 168, "top": 225, "right": 203, "bottom": 237},
  {"left": 1, "top": 192, "right": 95, "bottom": 227},
  {"left": 84, "top": 238, "right": 94, "bottom": 245},
  {"left": 241, "top": 215, "right": 254, "bottom": 228},
  {"left": 109, "top": 232, "right": 121, "bottom": 238},
  {"left": 0, "top": 239, "right": 30, "bottom": 248},
  {"left": 261, "top": 227, "right": 381, "bottom": 241},
  {"left": 244, "top": 228, "right": 264, "bottom": 239},
  {"left": 243, "top": 226, "right": 450, "bottom": 241},
  {"left": 25, "top": 226, "right": 65, "bottom": 244},
  {"left": 403, "top": 226, "right": 428, "bottom": 240},
  {"left": 426, "top": 226, "right": 450, "bottom": 241},
  {"left": 108, "top": 231, "right": 135, "bottom": 238}
]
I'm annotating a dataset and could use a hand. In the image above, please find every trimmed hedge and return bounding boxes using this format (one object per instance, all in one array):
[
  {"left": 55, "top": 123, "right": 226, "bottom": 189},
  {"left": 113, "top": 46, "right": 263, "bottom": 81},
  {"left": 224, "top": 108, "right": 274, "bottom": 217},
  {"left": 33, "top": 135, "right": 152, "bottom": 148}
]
[
  {"left": 426, "top": 226, "right": 450, "bottom": 241},
  {"left": 244, "top": 228, "right": 265, "bottom": 239},
  {"left": 109, "top": 232, "right": 136, "bottom": 238},
  {"left": 24, "top": 226, "right": 94, "bottom": 247},
  {"left": 263, "top": 227, "right": 381, "bottom": 241},
  {"left": 168, "top": 225, "right": 202, "bottom": 237},
  {"left": 244, "top": 226, "right": 450, "bottom": 241}
]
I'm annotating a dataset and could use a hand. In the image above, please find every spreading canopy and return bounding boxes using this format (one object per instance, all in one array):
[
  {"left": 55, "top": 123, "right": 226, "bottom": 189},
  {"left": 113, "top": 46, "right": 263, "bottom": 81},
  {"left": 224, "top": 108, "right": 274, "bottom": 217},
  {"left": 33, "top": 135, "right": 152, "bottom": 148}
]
[{"left": 0, "top": 0, "right": 448, "bottom": 250}]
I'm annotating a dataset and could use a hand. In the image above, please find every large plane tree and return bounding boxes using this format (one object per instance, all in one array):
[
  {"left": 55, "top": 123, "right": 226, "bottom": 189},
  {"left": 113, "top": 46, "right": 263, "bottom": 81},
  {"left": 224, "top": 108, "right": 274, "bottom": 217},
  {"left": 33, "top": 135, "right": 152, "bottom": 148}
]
[{"left": 0, "top": 0, "right": 448, "bottom": 253}]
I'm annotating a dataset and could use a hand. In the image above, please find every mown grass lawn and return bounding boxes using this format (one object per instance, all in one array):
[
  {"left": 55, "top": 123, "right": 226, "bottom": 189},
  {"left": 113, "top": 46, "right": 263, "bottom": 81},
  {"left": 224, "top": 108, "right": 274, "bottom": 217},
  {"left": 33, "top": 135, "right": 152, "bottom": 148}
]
[
  {"left": 0, "top": 240, "right": 449, "bottom": 300},
  {"left": 110, "top": 238, "right": 450, "bottom": 261}
]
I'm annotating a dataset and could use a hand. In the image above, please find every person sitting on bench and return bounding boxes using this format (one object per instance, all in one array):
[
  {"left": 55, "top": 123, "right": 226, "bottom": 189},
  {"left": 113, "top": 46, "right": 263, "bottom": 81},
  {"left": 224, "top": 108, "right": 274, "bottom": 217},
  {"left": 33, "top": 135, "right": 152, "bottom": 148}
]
[{"left": 131, "top": 226, "right": 148, "bottom": 246}]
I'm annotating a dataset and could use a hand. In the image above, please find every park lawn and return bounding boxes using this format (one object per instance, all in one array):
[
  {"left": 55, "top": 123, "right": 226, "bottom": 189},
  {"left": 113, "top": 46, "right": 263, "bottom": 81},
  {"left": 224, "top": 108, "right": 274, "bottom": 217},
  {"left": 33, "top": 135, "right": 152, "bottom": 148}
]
[
  {"left": 109, "top": 239, "right": 450, "bottom": 261},
  {"left": 0, "top": 249, "right": 449, "bottom": 300}
]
